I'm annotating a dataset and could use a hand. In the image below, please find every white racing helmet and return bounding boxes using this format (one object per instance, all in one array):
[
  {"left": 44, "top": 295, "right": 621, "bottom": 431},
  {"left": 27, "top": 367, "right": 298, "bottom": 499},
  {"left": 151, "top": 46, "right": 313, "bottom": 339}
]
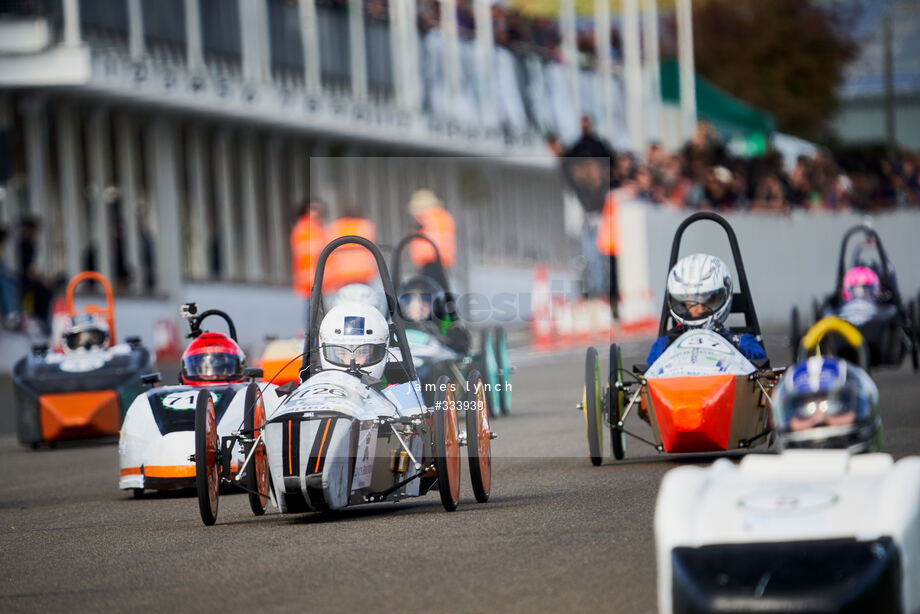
[
  {"left": 62, "top": 314, "right": 110, "bottom": 353},
  {"left": 318, "top": 302, "right": 390, "bottom": 379},
  {"left": 667, "top": 253, "right": 733, "bottom": 328}
]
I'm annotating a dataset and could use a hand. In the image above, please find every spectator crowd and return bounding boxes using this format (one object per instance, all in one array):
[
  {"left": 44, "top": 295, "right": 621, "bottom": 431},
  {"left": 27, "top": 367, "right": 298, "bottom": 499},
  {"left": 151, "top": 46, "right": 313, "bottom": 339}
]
[{"left": 559, "top": 120, "right": 920, "bottom": 215}]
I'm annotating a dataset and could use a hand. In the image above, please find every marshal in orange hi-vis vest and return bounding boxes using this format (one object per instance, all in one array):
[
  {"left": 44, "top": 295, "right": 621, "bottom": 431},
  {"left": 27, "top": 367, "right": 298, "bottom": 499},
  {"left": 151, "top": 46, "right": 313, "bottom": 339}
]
[
  {"left": 291, "top": 214, "right": 326, "bottom": 297},
  {"left": 410, "top": 206, "right": 457, "bottom": 268},
  {"left": 324, "top": 217, "right": 377, "bottom": 291},
  {"left": 596, "top": 191, "right": 619, "bottom": 256}
]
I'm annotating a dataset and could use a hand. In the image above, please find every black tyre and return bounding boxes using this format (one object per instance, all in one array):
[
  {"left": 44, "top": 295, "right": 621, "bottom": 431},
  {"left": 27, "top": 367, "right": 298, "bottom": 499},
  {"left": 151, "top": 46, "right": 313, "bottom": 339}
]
[
  {"left": 465, "top": 370, "right": 491, "bottom": 503},
  {"left": 243, "top": 383, "right": 269, "bottom": 516},
  {"left": 479, "top": 329, "right": 500, "bottom": 418},
  {"left": 608, "top": 344, "right": 626, "bottom": 460},
  {"left": 433, "top": 375, "right": 461, "bottom": 511},
  {"left": 908, "top": 300, "right": 919, "bottom": 372},
  {"left": 494, "top": 327, "right": 512, "bottom": 415},
  {"left": 583, "top": 347, "right": 602, "bottom": 466},
  {"left": 131, "top": 488, "right": 144, "bottom": 499},
  {"left": 790, "top": 307, "right": 802, "bottom": 361},
  {"left": 194, "top": 390, "right": 220, "bottom": 526}
]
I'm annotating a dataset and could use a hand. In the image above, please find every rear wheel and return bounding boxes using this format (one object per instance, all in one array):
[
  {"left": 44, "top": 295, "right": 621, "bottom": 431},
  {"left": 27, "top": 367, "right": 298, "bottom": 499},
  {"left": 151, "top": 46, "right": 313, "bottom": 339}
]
[
  {"left": 433, "top": 375, "right": 461, "bottom": 511},
  {"left": 194, "top": 391, "right": 219, "bottom": 526},
  {"left": 494, "top": 327, "right": 512, "bottom": 415},
  {"left": 131, "top": 488, "right": 144, "bottom": 499},
  {"left": 583, "top": 347, "right": 603, "bottom": 466},
  {"left": 465, "top": 370, "right": 491, "bottom": 503},
  {"left": 479, "top": 329, "right": 500, "bottom": 418},
  {"left": 608, "top": 344, "right": 626, "bottom": 460},
  {"left": 243, "top": 383, "right": 269, "bottom": 516}
]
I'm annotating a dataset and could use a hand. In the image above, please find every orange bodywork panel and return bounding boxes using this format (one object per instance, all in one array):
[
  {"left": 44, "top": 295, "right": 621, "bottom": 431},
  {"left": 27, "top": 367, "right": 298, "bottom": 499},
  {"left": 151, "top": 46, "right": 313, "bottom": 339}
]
[
  {"left": 647, "top": 374, "right": 736, "bottom": 453},
  {"left": 121, "top": 463, "right": 239, "bottom": 480},
  {"left": 143, "top": 465, "right": 196, "bottom": 478},
  {"left": 39, "top": 390, "right": 120, "bottom": 441}
]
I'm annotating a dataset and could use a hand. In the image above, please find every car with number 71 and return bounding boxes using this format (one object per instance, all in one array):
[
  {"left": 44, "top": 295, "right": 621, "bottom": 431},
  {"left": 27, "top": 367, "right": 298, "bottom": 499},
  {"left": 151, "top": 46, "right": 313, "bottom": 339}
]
[{"left": 118, "top": 305, "right": 282, "bottom": 498}]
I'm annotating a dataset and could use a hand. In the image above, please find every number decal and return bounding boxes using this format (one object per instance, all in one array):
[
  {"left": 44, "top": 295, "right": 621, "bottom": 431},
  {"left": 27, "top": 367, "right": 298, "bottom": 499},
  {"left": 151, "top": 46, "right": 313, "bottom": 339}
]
[
  {"left": 161, "top": 391, "right": 219, "bottom": 410},
  {"left": 289, "top": 384, "right": 349, "bottom": 403}
]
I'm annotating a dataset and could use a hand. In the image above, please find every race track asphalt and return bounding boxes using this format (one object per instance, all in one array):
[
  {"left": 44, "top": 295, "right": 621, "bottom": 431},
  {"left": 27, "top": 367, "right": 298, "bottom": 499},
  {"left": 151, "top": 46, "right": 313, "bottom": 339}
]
[{"left": 1, "top": 333, "right": 918, "bottom": 613}]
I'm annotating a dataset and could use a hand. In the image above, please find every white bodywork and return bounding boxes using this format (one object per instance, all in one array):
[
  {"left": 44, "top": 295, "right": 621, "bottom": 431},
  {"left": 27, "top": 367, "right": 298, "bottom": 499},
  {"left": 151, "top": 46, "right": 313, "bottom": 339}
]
[
  {"left": 655, "top": 450, "right": 920, "bottom": 613},
  {"left": 647, "top": 329, "right": 756, "bottom": 379},
  {"left": 264, "top": 368, "right": 426, "bottom": 512},
  {"left": 46, "top": 343, "right": 139, "bottom": 374},
  {"left": 119, "top": 383, "right": 282, "bottom": 490}
]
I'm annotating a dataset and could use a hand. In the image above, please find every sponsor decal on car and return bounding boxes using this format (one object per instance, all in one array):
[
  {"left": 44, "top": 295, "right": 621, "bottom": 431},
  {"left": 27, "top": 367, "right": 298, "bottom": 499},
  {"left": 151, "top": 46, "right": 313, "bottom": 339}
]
[{"left": 351, "top": 421, "right": 378, "bottom": 492}]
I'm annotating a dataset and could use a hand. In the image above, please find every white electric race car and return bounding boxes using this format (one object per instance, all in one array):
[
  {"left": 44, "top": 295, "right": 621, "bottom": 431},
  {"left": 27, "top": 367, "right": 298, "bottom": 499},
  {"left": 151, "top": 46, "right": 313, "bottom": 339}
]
[
  {"left": 118, "top": 306, "right": 281, "bottom": 497},
  {"left": 191, "top": 236, "right": 493, "bottom": 525}
]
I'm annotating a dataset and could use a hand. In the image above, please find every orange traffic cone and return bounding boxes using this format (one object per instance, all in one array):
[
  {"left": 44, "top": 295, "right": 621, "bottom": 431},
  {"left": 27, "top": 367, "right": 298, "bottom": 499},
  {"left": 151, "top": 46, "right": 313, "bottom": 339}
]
[{"left": 530, "top": 265, "right": 553, "bottom": 351}]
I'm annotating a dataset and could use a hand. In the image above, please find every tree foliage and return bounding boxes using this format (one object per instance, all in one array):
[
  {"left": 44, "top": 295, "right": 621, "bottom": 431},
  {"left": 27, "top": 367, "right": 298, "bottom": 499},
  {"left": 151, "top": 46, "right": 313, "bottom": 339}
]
[{"left": 691, "top": 0, "right": 859, "bottom": 141}]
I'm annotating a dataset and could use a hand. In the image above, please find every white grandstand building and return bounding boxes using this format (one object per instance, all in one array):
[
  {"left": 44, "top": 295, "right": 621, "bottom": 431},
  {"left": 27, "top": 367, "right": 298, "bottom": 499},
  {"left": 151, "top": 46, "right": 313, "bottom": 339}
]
[{"left": 0, "top": 0, "right": 643, "bottom": 349}]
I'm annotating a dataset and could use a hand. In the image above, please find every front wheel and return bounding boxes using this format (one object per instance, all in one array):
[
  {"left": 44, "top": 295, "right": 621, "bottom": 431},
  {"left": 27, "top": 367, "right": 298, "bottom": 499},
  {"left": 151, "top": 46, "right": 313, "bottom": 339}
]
[
  {"left": 433, "top": 375, "right": 461, "bottom": 511},
  {"left": 194, "top": 390, "right": 220, "bottom": 526},
  {"left": 790, "top": 307, "right": 802, "bottom": 361},
  {"left": 583, "top": 347, "right": 603, "bottom": 466},
  {"left": 608, "top": 344, "right": 626, "bottom": 460},
  {"left": 243, "top": 383, "right": 269, "bottom": 516},
  {"left": 480, "top": 329, "right": 501, "bottom": 418},
  {"left": 465, "top": 370, "right": 491, "bottom": 503}
]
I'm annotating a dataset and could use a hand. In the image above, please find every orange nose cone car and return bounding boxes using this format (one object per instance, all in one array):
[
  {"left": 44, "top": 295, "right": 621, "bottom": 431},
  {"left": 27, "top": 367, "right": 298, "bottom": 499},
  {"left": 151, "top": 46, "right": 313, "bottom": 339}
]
[{"left": 648, "top": 375, "right": 737, "bottom": 453}]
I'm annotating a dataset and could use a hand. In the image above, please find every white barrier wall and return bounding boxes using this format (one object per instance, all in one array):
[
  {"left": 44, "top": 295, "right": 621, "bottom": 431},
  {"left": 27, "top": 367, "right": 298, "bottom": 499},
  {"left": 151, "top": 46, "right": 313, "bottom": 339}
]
[
  {"left": 638, "top": 206, "right": 920, "bottom": 328},
  {"left": 2, "top": 206, "right": 917, "bottom": 373}
]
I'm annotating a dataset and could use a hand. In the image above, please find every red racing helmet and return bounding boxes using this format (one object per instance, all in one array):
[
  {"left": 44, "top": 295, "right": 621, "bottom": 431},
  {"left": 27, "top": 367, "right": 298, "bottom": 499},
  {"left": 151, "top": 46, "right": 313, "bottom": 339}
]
[{"left": 180, "top": 332, "right": 245, "bottom": 386}]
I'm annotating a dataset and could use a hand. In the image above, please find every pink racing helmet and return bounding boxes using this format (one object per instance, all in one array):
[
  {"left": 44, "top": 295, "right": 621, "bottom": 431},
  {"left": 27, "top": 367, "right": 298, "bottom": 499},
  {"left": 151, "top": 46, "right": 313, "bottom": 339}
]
[{"left": 842, "top": 266, "right": 880, "bottom": 301}]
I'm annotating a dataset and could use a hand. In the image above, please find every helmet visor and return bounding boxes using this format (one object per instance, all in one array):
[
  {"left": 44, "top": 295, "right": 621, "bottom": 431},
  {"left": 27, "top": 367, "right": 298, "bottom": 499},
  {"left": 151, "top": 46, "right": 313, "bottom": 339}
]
[
  {"left": 776, "top": 388, "right": 866, "bottom": 433},
  {"left": 65, "top": 329, "right": 108, "bottom": 351},
  {"left": 322, "top": 343, "right": 388, "bottom": 368},
  {"left": 183, "top": 352, "right": 242, "bottom": 381},
  {"left": 668, "top": 286, "right": 729, "bottom": 323}
]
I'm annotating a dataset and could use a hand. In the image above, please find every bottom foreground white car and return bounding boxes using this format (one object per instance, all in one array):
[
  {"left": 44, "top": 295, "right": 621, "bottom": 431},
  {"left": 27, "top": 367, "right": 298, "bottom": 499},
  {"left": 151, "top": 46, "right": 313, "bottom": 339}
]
[{"left": 656, "top": 450, "right": 920, "bottom": 613}]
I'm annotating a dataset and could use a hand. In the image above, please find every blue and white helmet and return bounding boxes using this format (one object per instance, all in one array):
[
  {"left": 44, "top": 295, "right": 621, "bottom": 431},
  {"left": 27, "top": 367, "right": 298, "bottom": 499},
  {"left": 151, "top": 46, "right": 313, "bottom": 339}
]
[
  {"left": 666, "top": 254, "right": 733, "bottom": 328},
  {"left": 772, "top": 356, "right": 881, "bottom": 452}
]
